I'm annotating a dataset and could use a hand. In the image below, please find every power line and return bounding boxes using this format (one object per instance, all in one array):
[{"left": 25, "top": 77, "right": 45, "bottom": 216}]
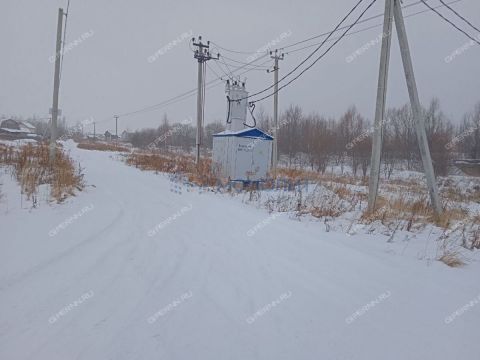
[
  {"left": 113, "top": 54, "right": 271, "bottom": 120},
  {"left": 420, "top": 0, "right": 480, "bottom": 45},
  {"left": 284, "top": 0, "right": 464, "bottom": 54},
  {"left": 211, "top": 0, "right": 422, "bottom": 56},
  {"left": 210, "top": 41, "right": 254, "bottom": 55},
  {"left": 219, "top": 55, "right": 235, "bottom": 78},
  {"left": 112, "top": 0, "right": 466, "bottom": 122},
  {"left": 251, "top": 0, "right": 378, "bottom": 104},
  {"left": 107, "top": 0, "right": 464, "bottom": 125},
  {"left": 281, "top": 0, "right": 422, "bottom": 51},
  {"left": 438, "top": 0, "right": 480, "bottom": 33},
  {"left": 206, "top": 62, "right": 224, "bottom": 80},
  {"left": 232, "top": 0, "right": 368, "bottom": 103},
  {"left": 210, "top": 0, "right": 462, "bottom": 58},
  {"left": 219, "top": 54, "right": 271, "bottom": 69},
  {"left": 114, "top": 0, "right": 372, "bottom": 119},
  {"left": 222, "top": 59, "right": 269, "bottom": 72}
]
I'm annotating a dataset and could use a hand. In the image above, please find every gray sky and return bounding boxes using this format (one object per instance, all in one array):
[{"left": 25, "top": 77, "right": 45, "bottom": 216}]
[{"left": 1, "top": 0, "right": 479, "bottom": 133}]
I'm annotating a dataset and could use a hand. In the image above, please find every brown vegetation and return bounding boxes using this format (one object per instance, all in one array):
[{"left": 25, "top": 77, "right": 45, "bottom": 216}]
[
  {"left": 125, "top": 152, "right": 217, "bottom": 187},
  {"left": 77, "top": 142, "right": 130, "bottom": 152},
  {"left": 0, "top": 143, "right": 84, "bottom": 203},
  {"left": 439, "top": 252, "right": 466, "bottom": 268}
]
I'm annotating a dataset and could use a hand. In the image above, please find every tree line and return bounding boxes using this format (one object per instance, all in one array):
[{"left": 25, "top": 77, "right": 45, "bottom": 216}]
[
  {"left": 122, "top": 98, "right": 479, "bottom": 177},
  {"left": 6, "top": 98, "right": 478, "bottom": 177}
]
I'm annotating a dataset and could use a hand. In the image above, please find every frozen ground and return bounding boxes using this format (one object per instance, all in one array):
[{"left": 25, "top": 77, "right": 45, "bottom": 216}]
[{"left": 1, "top": 140, "right": 479, "bottom": 360}]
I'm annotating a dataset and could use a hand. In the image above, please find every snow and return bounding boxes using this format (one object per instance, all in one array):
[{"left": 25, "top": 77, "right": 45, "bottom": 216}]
[{"left": 0, "top": 140, "right": 479, "bottom": 360}]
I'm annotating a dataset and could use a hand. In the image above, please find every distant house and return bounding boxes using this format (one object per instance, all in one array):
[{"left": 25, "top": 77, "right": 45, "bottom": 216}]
[
  {"left": 0, "top": 119, "right": 38, "bottom": 140},
  {"left": 121, "top": 130, "right": 131, "bottom": 141},
  {"left": 1, "top": 119, "right": 35, "bottom": 132},
  {"left": 1, "top": 119, "right": 19, "bottom": 130},
  {"left": 104, "top": 131, "right": 119, "bottom": 141}
]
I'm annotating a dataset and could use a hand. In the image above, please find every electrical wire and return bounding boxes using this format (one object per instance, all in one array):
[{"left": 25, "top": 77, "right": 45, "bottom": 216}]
[
  {"left": 230, "top": 0, "right": 368, "bottom": 103},
  {"left": 211, "top": 0, "right": 462, "bottom": 57},
  {"left": 251, "top": 0, "right": 378, "bottom": 104},
  {"left": 210, "top": 41, "right": 255, "bottom": 55},
  {"left": 116, "top": 0, "right": 370, "bottom": 118},
  {"left": 220, "top": 59, "right": 270, "bottom": 72},
  {"left": 114, "top": 55, "right": 271, "bottom": 119},
  {"left": 438, "top": 0, "right": 480, "bottom": 33},
  {"left": 245, "top": 103, "right": 256, "bottom": 128},
  {"left": 284, "top": 0, "right": 464, "bottom": 54},
  {"left": 108, "top": 0, "right": 466, "bottom": 124},
  {"left": 280, "top": 0, "right": 421, "bottom": 51},
  {"left": 209, "top": 44, "right": 270, "bottom": 70},
  {"left": 220, "top": 54, "right": 271, "bottom": 69},
  {"left": 206, "top": 62, "right": 224, "bottom": 81},
  {"left": 212, "top": 0, "right": 423, "bottom": 56},
  {"left": 214, "top": 60, "right": 233, "bottom": 80},
  {"left": 220, "top": 56, "right": 235, "bottom": 78},
  {"left": 420, "top": 0, "right": 480, "bottom": 45}
]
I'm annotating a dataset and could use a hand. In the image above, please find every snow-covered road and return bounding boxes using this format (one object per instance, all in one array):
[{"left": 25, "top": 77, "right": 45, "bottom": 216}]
[{"left": 1, "top": 142, "right": 479, "bottom": 360}]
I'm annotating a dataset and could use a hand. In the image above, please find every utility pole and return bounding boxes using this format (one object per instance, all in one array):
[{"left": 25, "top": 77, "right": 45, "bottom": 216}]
[
  {"left": 192, "top": 35, "right": 219, "bottom": 166},
  {"left": 393, "top": 0, "right": 442, "bottom": 215},
  {"left": 368, "top": 0, "right": 393, "bottom": 212},
  {"left": 268, "top": 49, "right": 284, "bottom": 178},
  {"left": 367, "top": 0, "right": 442, "bottom": 216},
  {"left": 93, "top": 122, "right": 96, "bottom": 140},
  {"left": 49, "top": 7, "right": 64, "bottom": 163},
  {"left": 114, "top": 115, "right": 119, "bottom": 137}
]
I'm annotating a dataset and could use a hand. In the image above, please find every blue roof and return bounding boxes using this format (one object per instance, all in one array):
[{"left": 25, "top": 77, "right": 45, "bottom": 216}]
[{"left": 213, "top": 128, "right": 273, "bottom": 140}]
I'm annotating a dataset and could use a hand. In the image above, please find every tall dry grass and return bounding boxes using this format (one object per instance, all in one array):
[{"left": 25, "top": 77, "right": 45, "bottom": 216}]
[
  {"left": 77, "top": 142, "right": 130, "bottom": 152},
  {"left": 126, "top": 152, "right": 218, "bottom": 186},
  {"left": 0, "top": 143, "right": 84, "bottom": 203}
]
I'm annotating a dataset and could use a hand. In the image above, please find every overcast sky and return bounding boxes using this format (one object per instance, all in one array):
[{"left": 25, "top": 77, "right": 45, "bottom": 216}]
[{"left": 1, "top": 0, "right": 479, "bottom": 133}]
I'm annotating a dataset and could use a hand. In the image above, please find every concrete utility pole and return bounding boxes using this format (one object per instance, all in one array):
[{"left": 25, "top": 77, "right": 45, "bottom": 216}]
[
  {"left": 269, "top": 49, "right": 284, "bottom": 178},
  {"left": 50, "top": 7, "right": 64, "bottom": 163},
  {"left": 368, "top": 0, "right": 442, "bottom": 216},
  {"left": 192, "top": 35, "right": 219, "bottom": 166},
  {"left": 196, "top": 59, "right": 203, "bottom": 164},
  {"left": 93, "top": 122, "right": 96, "bottom": 140},
  {"left": 393, "top": 0, "right": 442, "bottom": 214},
  {"left": 368, "top": 0, "right": 393, "bottom": 212},
  {"left": 114, "top": 115, "right": 119, "bottom": 138}
]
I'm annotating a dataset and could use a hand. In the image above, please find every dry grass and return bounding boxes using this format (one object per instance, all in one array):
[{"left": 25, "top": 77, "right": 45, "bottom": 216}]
[
  {"left": 0, "top": 143, "right": 84, "bottom": 203},
  {"left": 441, "top": 184, "right": 480, "bottom": 203},
  {"left": 77, "top": 142, "right": 130, "bottom": 152},
  {"left": 299, "top": 204, "right": 344, "bottom": 218},
  {"left": 359, "top": 195, "right": 468, "bottom": 232},
  {"left": 277, "top": 168, "right": 360, "bottom": 186},
  {"left": 126, "top": 152, "right": 217, "bottom": 187},
  {"left": 124, "top": 151, "right": 473, "bottom": 237},
  {"left": 439, "top": 252, "right": 466, "bottom": 268}
]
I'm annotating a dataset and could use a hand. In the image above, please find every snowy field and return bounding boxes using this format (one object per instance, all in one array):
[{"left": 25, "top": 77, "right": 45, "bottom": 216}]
[{"left": 1, "top": 140, "right": 479, "bottom": 360}]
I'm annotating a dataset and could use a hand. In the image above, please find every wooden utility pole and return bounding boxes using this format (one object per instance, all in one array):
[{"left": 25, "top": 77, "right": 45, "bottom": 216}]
[
  {"left": 368, "top": 0, "right": 442, "bottom": 216},
  {"left": 269, "top": 49, "right": 284, "bottom": 178},
  {"left": 50, "top": 8, "right": 64, "bottom": 163}
]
